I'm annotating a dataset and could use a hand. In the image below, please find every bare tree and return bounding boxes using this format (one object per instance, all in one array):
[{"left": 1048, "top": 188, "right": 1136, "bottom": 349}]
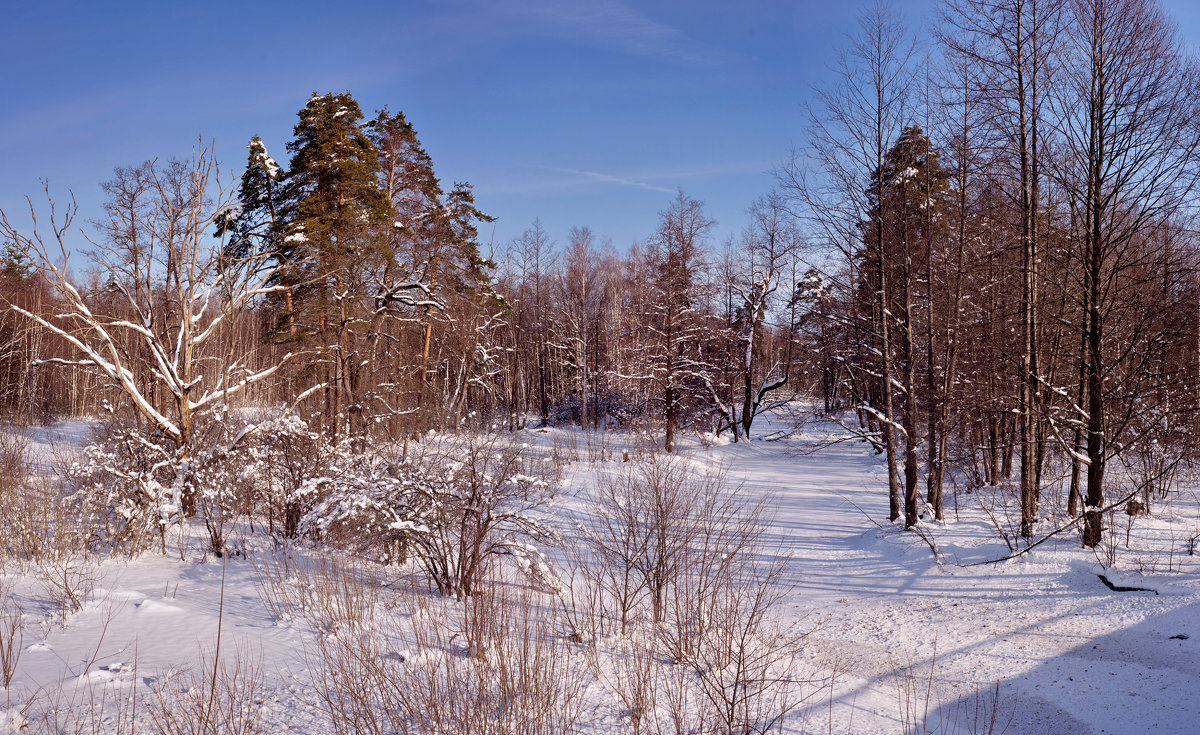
[
  {"left": 921, "top": 50, "right": 986, "bottom": 520},
  {"left": 1052, "top": 0, "right": 1200, "bottom": 546},
  {"left": 1, "top": 144, "right": 302, "bottom": 517},
  {"left": 779, "top": 0, "right": 917, "bottom": 522},
  {"left": 556, "top": 226, "right": 604, "bottom": 428},
  {"left": 731, "top": 191, "right": 802, "bottom": 439},
  {"left": 940, "top": 0, "right": 1065, "bottom": 538},
  {"left": 510, "top": 219, "right": 556, "bottom": 426}
]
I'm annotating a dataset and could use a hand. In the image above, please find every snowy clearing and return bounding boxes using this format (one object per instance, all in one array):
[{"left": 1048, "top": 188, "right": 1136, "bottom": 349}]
[{"left": 0, "top": 413, "right": 1196, "bottom": 734}]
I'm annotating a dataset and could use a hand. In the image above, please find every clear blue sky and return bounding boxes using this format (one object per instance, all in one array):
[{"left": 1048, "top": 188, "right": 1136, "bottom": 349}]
[{"left": 4, "top": 0, "right": 1200, "bottom": 256}]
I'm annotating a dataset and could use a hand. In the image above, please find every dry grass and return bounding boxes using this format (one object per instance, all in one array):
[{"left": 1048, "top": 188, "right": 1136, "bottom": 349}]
[
  {"left": 147, "top": 644, "right": 267, "bottom": 735},
  {"left": 258, "top": 548, "right": 584, "bottom": 735},
  {"left": 0, "top": 578, "right": 21, "bottom": 691}
]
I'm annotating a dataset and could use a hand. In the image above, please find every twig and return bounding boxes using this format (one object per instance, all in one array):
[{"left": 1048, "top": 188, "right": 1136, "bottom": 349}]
[{"left": 205, "top": 553, "right": 227, "bottom": 728}]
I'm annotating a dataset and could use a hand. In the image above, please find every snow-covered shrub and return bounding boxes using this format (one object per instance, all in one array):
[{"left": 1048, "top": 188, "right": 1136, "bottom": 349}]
[
  {"left": 36, "top": 542, "right": 99, "bottom": 621},
  {"left": 550, "top": 390, "right": 641, "bottom": 428},
  {"left": 405, "top": 430, "right": 562, "bottom": 598},
  {"left": 194, "top": 411, "right": 359, "bottom": 554},
  {"left": 292, "top": 430, "right": 561, "bottom": 596},
  {"left": 550, "top": 395, "right": 584, "bottom": 426},
  {"left": 590, "top": 453, "right": 710, "bottom": 625},
  {"left": 66, "top": 423, "right": 186, "bottom": 555},
  {"left": 582, "top": 454, "right": 770, "bottom": 634},
  {"left": 669, "top": 551, "right": 809, "bottom": 734},
  {"left": 238, "top": 413, "right": 329, "bottom": 540},
  {"left": 190, "top": 418, "right": 268, "bottom": 555},
  {"left": 4, "top": 464, "right": 102, "bottom": 618},
  {"left": 295, "top": 447, "right": 430, "bottom": 564},
  {"left": 1115, "top": 411, "right": 1193, "bottom": 514},
  {"left": 595, "top": 388, "right": 642, "bottom": 427},
  {"left": 606, "top": 627, "right": 658, "bottom": 734},
  {"left": 66, "top": 411, "right": 329, "bottom": 556},
  {"left": 255, "top": 551, "right": 382, "bottom": 634},
  {"left": 0, "top": 428, "right": 36, "bottom": 560}
]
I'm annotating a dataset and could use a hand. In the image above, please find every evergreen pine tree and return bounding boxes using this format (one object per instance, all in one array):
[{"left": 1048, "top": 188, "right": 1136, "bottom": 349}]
[
  {"left": 283, "top": 92, "right": 392, "bottom": 335},
  {"left": 217, "top": 136, "right": 298, "bottom": 336},
  {"left": 279, "top": 92, "right": 393, "bottom": 432},
  {"left": 0, "top": 238, "right": 34, "bottom": 282},
  {"left": 861, "top": 125, "right": 950, "bottom": 526}
]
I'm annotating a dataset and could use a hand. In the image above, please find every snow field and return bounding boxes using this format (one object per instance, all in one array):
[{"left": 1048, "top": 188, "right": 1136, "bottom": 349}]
[{"left": 0, "top": 413, "right": 1196, "bottom": 733}]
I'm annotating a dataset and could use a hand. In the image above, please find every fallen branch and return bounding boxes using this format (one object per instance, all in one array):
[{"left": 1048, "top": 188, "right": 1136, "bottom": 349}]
[{"left": 1097, "top": 574, "right": 1157, "bottom": 595}]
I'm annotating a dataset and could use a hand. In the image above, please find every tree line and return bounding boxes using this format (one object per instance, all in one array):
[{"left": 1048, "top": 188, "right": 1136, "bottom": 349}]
[
  {"left": 782, "top": 0, "right": 1200, "bottom": 547},
  {"left": 0, "top": 90, "right": 814, "bottom": 468},
  {"left": 2, "top": 0, "right": 1199, "bottom": 550}
]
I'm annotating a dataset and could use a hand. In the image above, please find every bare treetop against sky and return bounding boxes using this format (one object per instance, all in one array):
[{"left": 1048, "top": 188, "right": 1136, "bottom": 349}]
[{"left": 3, "top": 0, "right": 1200, "bottom": 251}]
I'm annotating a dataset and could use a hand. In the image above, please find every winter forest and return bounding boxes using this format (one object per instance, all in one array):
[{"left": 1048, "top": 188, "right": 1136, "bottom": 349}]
[{"left": 2, "top": 0, "right": 1200, "bottom": 732}]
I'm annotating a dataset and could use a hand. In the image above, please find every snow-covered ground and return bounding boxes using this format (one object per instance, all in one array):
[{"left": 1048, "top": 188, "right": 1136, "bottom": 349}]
[{"left": 1, "top": 413, "right": 1197, "bottom": 733}]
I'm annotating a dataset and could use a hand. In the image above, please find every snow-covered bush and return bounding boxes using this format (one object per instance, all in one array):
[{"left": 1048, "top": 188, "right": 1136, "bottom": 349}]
[
  {"left": 405, "top": 431, "right": 562, "bottom": 598},
  {"left": 667, "top": 549, "right": 808, "bottom": 734},
  {"left": 232, "top": 413, "right": 328, "bottom": 540},
  {"left": 587, "top": 453, "right": 717, "bottom": 626},
  {"left": 295, "top": 447, "right": 430, "bottom": 563},
  {"left": 550, "top": 395, "right": 585, "bottom": 427},
  {"left": 67, "top": 409, "right": 561, "bottom": 595},
  {"left": 0, "top": 430, "right": 29, "bottom": 490},
  {"left": 550, "top": 390, "right": 641, "bottom": 428},
  {"left": 293, "top": 430, "right": 561, "bottom": 597},
  {"left": 67, "top": 423, "right": 187, "bottom": 555},
  {"left": 213, "top": 418, "right": 565, "bottom": 596},
  {"left": 66, "top": 411, "right": 329, "bottom": 556},
  {"left": 189, "top": 418, "right": 268, "bottom": 555}
]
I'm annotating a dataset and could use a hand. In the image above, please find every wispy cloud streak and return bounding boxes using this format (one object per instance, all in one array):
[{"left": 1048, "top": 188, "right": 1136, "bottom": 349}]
[
  {"left": 550, "top": 166, "right": 677, "bottom": 193},
  {"left": 488, "top": 0, "right": 726, "bottom": 65}
]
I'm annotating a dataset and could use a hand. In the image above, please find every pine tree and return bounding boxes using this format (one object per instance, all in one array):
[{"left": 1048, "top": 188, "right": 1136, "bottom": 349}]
[
  {"left": 371, "top": 110, "right": 497, "bottom": 426},
  {"left": 0, "top": 239, "right": 34, "bottom": 282},
  {"left": 218, "top": 93, "right": 497, "bottom": 436},
  {"left": 281, "top": 92, "right": 393, "bottom": 433},
  {"left": 217, "top": 136, "right": 284, "bottom": 256},
  {"left": 217, "top": 135, "right": 296, "bottom": 336},
  {"left": 862, "top": 125, "right": 950, "bottom": 527}
]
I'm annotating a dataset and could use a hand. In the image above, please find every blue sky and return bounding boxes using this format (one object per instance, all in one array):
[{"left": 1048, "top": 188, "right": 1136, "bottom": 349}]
[{"left": 4, "top": 0, "right": 1200, "bottom": 256}]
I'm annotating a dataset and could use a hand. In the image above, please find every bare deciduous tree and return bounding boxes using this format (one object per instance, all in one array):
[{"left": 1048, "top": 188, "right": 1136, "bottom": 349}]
[
  {"left": 779, "top": 0, "right": 917, "bottom": 521},
  {"left": 1, "top": 144, "right": 302, "bottom": 518}
]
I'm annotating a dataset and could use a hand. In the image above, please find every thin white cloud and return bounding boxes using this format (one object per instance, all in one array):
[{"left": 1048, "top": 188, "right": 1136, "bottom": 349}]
[
  {"left": 630, "top": 159, "right": 778, "bottom": 182},
  {"left": 552, "top": 166, "right": 677, "bottom": 193},
  {"left": 525, "top": 159, "right": 775, "bottom": 195},
  {"left": 488, "top": 0, "right": 725, "bottom": 65}
]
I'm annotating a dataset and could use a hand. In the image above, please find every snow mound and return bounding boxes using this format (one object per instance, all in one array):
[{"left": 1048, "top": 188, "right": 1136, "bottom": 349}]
[{"left": 135, "top": 599, "right": 183, "bottom": 615}]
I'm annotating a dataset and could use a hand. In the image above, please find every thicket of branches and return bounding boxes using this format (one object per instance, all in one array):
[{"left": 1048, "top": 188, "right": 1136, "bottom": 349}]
[
  {"left": 0, "top": 100, "right": 811, "bottom": 447},
  {"left": 778, "top": 0, "right": 1200, "bottom": 548}
]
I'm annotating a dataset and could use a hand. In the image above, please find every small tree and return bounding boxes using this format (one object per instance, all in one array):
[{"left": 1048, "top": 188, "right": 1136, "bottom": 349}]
[
  {"left": 731, "top": 191, "right": 802, "bottom": 438},
  {"left": 405, "top": 429, "right": 560, "bottom": 598}
]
